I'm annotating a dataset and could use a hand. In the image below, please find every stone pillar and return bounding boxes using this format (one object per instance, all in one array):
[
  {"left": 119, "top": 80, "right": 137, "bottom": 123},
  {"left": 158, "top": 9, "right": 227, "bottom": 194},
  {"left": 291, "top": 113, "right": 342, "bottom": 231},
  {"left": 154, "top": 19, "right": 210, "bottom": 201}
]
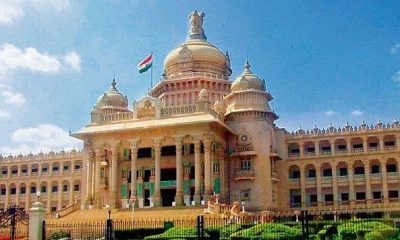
[
  {"left": 300, "top": 165, "right": 306, "bottom": 207},
  {"left": 330, "top": 139, "right": 335, "bottom": 155},
  {"left": 381, "top": 158, "right": 388, "bottom": 204},
  {"left": 218, "top": 146, "right": 226, "bottom": 200},
  {"left": 46, "top": 183, "right": 51, "bottom": 213},
  {"left": 110, "top": 144, "right": 119, "bottom": 208},
  {"left": 4, "top": 186, "right": 9, "bottom": 208},
  {"left": 312, "top": 141, "right": 318, "bottom": 156},
  {"left": 15, "top": 184, "right": 20, "bottom": 206},
  {"left": 17, "top": 165, "right": 21, "bottom": 178},
  {"left": 129, "top": 139, "right": 139, "bottom": 206},
  {"left": 362, "top": 137, "right": 368, "bottom": 153},
  {"left": 194, "top": 139, "right": 202, "bottom": 204},
  {"left": 348, "top": 163, "right": 355, "bottom": 205},
  {"left": 94, "top": 148, "right": 102, "bottom": 208},
  {"left": 379, "top": 136, "right": 384, "bottom": 151},
  {"left": 331, "top": 162, "right": 338, "bottom": 207},
  {"left": 299, "top": 142, "right": 304, "bottom": 157},
  {"left": 203, "top": 135, "right": 213, "bottom": 201},
  {"left": 346, "top": 138, "right": 352, "bottom": 153},
  {"left": 85, "top": 149, "right": 94, "bottom": 207},
  {"left": 183, "top": 164, "right": 191, "bottom": 206},
  {"left": 69, "top": 180, "right": 74, "bottom": 205},
  {"left": 25, "top": 184, "right": 31, "bottom": 209},
  {"left": 29, "top": 202, "right": 46, "bottom": 240},
  {"left": 153, "top": 138, "right": 162, "bottom": 207},
  {"left": 57, "top": 182, "right": 63, "bottom": 210},
  {"left": 364, "top": 159, "right": 372, "bottom": 203},
  {"left": 175, "top": 136, "right": 184, "bottom": 206},
  {"left": 397, "top": 135, "right": 400, "bottom": 151},
  {"left": 316, "top": 164, "right": 322, "bottom": 207}
]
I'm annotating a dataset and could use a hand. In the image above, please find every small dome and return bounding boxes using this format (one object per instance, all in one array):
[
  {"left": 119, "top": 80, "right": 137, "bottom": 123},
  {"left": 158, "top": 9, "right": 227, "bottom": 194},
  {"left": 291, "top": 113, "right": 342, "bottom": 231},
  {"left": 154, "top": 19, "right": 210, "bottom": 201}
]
[
  {"left": 231, "top": 60, "right": 265, "bottom": 92},
  {"left": 93, "top": 79, "right": 129, "bottom": 112}
]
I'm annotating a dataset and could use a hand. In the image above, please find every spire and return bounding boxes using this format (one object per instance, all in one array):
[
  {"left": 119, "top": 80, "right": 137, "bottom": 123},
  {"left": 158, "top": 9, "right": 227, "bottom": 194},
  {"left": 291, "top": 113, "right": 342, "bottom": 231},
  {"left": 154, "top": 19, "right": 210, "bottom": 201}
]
[
  {"left": 243, "top": 59, "right": 252, "bottom": 74},
  {"left": 188, "top": 10, "right": 207, "bottom": 41},
  {"left": 110, "top": 78, "right": 117, "bottom": 91}
]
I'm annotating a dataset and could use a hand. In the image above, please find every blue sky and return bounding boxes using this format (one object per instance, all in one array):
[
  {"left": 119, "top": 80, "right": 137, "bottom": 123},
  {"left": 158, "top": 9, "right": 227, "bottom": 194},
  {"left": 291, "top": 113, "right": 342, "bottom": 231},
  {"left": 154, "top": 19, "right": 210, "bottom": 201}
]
[{"left": 0, "top": 0, "right": 399, "bottom": 155}]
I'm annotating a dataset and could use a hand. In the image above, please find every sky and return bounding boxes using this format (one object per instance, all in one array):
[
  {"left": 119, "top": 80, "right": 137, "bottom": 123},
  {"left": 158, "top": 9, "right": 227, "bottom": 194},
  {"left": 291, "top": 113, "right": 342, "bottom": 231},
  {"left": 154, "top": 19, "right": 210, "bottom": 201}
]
[{"left": 0, "top": 0, "right": 400, "bottom": 156}]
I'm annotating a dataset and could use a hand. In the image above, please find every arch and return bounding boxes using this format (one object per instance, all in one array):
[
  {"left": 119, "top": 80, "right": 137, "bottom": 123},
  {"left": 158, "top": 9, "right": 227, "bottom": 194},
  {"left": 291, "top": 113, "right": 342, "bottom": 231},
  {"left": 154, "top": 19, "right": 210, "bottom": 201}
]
[
  {"left": 287, "top": 143, "right": 300, "bottom": 157},
  {"left": 41, "top": 163, "right": 50, "bottom": 175},
  {"left": 334, "top": 138, "right": 347, "bottom": 153},
  {"left": 29, "top": 182, "right": 37, "bottom": 194},
  {"left": 383, "top": 135, "right": 396, "bottom": 150},
  {"left": 73, "top": 179, "right": 81, "bottom": 192},
  {"left": 9, "top": 183, "right": 16, "bottom": 195},
  {"left": 303, "top": 141, "right": 315, "bottom": 156},
  {"left": 305, "top": 164, "right": 316, "bottom": 178},
  {"left": 336, "top": 162, "right": 348, "bottom": 177},
  {"left": 369, "top": 159, "right": 381, "bottom": 175},
  {"left": 386, "top": 158, "right": 398, "bottom": 174},
  {"left": 288, "top": 165, "right": 301, "bottom": 179},
  {"left": 39, "top": 181, "right": 48, "bottom": 194},
  {"left": 31, "top": 163, "right": 39, "bottom": 176},
  {"left": 350, "top": 137, "right": 363, "bottom": 152},
  {"left": 10, "top": 165, "right": 18, "bottom": 176},
  {"left": 62, "top": 161, "right": 72, "bottom": 173},
  {"left": 0, "top": 184, "right": 6, "bottom": 196},
  {"left": 321, "top": 162, "right": 332, "bottom": 177},
  {"left": 319, "top": 140, "right": 331, "bottom": 154},
  {"left": 353, "top": 160, "right": 365, "bottom": 175},
  {"left": 62, "top": 180, "right": 70, "bottom": 193},
  {"left": 367, "top": 136, "right": 379, "bottom": 151},
  {"left": 20, "top": 164, "right": 28, "bottom": 176},
  {"left": 51, "top": 181, "right": 59, "bottom": 194},
  {"left": 51, "top": 162, "right": 60, "bottom": 173},
  {"left": 19, "top": 183, "right": 26, "bottom": 195}
]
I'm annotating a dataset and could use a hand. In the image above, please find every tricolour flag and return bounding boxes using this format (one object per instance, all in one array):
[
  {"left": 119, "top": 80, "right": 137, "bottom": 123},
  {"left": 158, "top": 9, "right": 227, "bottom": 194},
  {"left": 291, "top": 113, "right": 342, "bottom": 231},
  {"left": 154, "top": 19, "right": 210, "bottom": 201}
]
[{"left": 137, "top": 53, "right": 153, "bottom": 73}]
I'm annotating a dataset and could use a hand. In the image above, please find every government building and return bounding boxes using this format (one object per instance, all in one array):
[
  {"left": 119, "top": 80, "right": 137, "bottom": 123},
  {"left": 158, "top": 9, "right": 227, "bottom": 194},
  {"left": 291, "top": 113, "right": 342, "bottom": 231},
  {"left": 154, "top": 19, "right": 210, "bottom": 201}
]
[{"left": 1, "top": 11, "right": 400, "bottom": 219}]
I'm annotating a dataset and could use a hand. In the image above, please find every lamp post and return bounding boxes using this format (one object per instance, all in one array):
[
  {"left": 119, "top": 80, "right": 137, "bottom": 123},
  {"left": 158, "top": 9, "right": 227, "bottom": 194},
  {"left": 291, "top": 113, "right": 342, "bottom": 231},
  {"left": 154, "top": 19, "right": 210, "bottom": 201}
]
[
  {"left": 241, "top": 201, "right": 246, "bottom": 212},
  {"left": 36, "top": 190, "right": 41, "bottom": 202},
  {"left": 130, "top": 195, "right": 137, "bottom": 222}
]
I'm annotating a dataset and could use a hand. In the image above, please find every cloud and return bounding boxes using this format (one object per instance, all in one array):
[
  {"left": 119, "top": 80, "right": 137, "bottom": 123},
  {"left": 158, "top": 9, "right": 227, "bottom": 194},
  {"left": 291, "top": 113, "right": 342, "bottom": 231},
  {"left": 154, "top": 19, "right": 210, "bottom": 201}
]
[
  {"left": 0, "top": 43, "right": 81, "bottom": 79},
  {"left": 0, "top": 109, "right": 11, "bottom": 120},
  {"left": 0, "top": 84, "right": 25, "bottom": 106},
  {"left": 0, "top": 124, "right": 81, "bottom": 155},
  {"left": 391, "top": 43, "right": 400, "bottom": 54},
  {"left": 392, "top": 70, "right": 400, "bottom": 83},
  {"left": 351, "top": 110, "right": 363, "bottom": 117},
  {"left": 0, "top": 0, "right": 25, "bottom": 26},
  {"left": 325, "top": 110, "right": 336, "bottom": 116},
  {"left": 0, "top": 0, "right": 71, "bottom": 26},
  {"left": 64, "top": 51, "right": 81, "bottom": 71}
]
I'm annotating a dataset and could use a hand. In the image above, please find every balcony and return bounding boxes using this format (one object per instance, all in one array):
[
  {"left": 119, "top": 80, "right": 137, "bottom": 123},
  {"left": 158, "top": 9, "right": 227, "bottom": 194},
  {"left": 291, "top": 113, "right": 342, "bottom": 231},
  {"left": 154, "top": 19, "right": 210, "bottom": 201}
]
[
  {"left": 384, "top": 145, "right": 396, "bottom": 151},
  {"left": 339, "top": 201, "right": 350, "bottom": 205},
  {"left": 288, "top": 153, "right": 300, "bottom": 158},
  {"left": 335, "top": 149, "right": 347, "bottom": 155},
  {"left": 304, "top": 152, "right": 315, "bottom": 157},
  {"left": 352, "top": 148, "right": 364, "bottom": 153},
  {"left": 321, "top": 150, "right": 332, "bottom": 155},
  {"left": 234, "top": 168, "right": 255, "bottom": 181},
  {"left": 368, "top": 146, "right": 380, "bottom": 152}
]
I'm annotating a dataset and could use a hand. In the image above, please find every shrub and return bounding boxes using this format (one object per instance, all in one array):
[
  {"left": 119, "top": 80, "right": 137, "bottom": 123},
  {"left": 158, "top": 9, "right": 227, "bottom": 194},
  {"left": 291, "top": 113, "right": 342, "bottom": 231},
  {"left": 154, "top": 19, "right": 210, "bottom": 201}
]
[
  {"left": 49, "top": 230, "right": 71, "bottom": 240},
  {"left": 115, "top": 228, "right": 165, "bottom": 239},
  {"left": 337, "top": 221, "right": 398, "bottom": 240},
  {"left": 144, "top": 227, "right": 210, "bottom": 240},
  {"left": 230, "top": 223, "right": 302, "bottom": 240},
  {"left": 365, "top": 231, "right": 384, "bottom": 240}
]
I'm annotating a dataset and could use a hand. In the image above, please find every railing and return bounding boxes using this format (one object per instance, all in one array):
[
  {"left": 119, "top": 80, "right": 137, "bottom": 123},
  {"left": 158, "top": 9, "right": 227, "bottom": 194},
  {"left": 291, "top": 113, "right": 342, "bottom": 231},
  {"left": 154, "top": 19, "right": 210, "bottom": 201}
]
[
  {"left": 321, "top": 150, "right": 331, "bottom": 155},
  {"left": 304, "top": 152, "right": 315, "bottom": 156},
  {"left": 352, "top": 148, "right": 364, "bottom": 153},
  {"left": 166, "top": 71, "right": 229, "bottom": 81},
  {"left": 288, "top": 153, "right": 300, "bottom": 158},
  {"left": 335, "top": 149, "right": 347, "bottom": 154},
  {"left": 234, "top": 169, "right": 255, "bottom": 180},
  {"left": 46, "top": 200, "right": 81, "bottom": 219},
  {"left": 368, "top": 146, "right": 380, "bottom": 152},
  {"left": 235, "top": 146, "right": 254, "bottom": 152},
  {"left": 385, "top": 145, "right": 396, "bottom": 151}
]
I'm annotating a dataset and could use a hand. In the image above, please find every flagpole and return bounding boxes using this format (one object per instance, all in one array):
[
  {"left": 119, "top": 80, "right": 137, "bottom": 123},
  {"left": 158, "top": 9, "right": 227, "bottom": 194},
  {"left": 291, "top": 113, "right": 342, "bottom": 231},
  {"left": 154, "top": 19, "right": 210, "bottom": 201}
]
[{"left": 150, "top": 51, "right": 154, "bottom": 89}]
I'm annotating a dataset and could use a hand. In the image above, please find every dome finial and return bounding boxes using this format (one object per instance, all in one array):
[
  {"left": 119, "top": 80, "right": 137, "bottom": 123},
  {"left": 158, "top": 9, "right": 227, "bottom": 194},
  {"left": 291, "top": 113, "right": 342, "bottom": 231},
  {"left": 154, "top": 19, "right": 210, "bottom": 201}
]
[
  {"left": 244, "top": 59, "right": 251, "bottom": 70},
  {"left": 188, "top": 10, "right": 206, "bottom": 40},
  {"left": 111, "top": 78, "right": 117, "bottom": 89}
]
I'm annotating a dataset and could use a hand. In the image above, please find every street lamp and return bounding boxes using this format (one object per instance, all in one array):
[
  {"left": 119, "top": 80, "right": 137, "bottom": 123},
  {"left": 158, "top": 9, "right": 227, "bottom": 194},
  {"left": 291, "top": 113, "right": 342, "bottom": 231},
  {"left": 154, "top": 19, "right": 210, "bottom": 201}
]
[
  {"left": 36, "top": 190, "right": 41, "bottom": 202},
  {"left": 130, "top": 195, "right": 137, "bottom": 222}
]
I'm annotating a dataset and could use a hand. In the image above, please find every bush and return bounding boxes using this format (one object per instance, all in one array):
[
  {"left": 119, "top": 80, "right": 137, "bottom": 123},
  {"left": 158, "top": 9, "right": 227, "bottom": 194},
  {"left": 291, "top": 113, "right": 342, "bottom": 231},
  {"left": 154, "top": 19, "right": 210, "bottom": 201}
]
[
  {"left": 365, "top": 231, "right": 384, "bottom": 240},
  {"left": 144, "top": 227, "right": 210, "bottom": 240},
  {"left": 230, "top": 223, "right": 302, "bottom": 240},
  {"left": 337, "top": 221, "right": 398, "bottom": 240},
  {"left": 115, "top": 228, "right": 165, "bottom": 239},
  {"left": 49, "top": 230, "right": 71, "bottom": 240}
]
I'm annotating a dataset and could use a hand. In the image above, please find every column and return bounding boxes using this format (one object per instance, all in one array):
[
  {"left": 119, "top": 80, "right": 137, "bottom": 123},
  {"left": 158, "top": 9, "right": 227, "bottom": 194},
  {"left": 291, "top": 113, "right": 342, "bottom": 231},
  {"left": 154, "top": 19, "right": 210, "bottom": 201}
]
[
  {"left": 153, "top": 138, "right": 162, "bottom": 207},
  {"left": 217, "top": 146, "right": 226, "bottom": 200},
  {"left": 346, "top": 138, "right": 352, "bottom": 153},
  {"left": 364, "top": 159, "right": 372, "bottom": 203},
  {"left": 25, "top": 183, "right": 31, "bottom": 209},
  {"left": 397, "top": 135, "right": 400, "bottom": 151},
  {"left": 129, "top": 139, "right": 139, "bottom": 206},
  {"left": 4, "top": 186, "right": 9, "bottom": 207},
  {"left": 316, "top": 164, "right": 322, "bottom": 207},
  {"left": 362, "top": 137, "right": 368, "bottom": 153},
  {"left": 85, "top": 149, "right": 94, "bottom": 207},
  {"left": 17, "top": 165, "right": 21, "bottom": 178},
  {"left": 299, "top": 142, "right": 304, "bottom": 157},
  {"left": 330, "top": 139, "right": 335, "bottom": 155},
  {"left": 194, "top": 139, "right": 202, "bottom": 204},
  {"left": 69, "top": 180, "right": 74, "bottom": 205},
  {"left": 381, "top": 158, "right": 388, "bottom": 204},
  {"left": 379, "top": 136, "right": 384, "bottom": 151},
  {"left": 93, "top": 148, "right": 102, "bottom": 208},
  {"left": 203, "top": 136, "right": 212, "bottom": 201},
  {"left": 16, "top": 184, "right": 20, "bottom": 206},
  {"left": 110, "top": 144, "right": 119, "bottom": 208},
  {"left": 46, "top": 183, "right": 51, "bottom": 213},
  {"left": 175, "top": 136, "right": 184, "bottom": 206},
  {"left": 57, "top": 182, "right": 62, "bottom": 210},
  {"left": 300, "top": 165, "right": 306, "bottom": 208},
  {"left": 315, "top": 141, "right": 320, "bottom": 156},
  {"left": 331, "top": 162, "right": 338, "bottom": 207},
  {"left": 348, "top": 163, "right": 355, "bottom": 205}
]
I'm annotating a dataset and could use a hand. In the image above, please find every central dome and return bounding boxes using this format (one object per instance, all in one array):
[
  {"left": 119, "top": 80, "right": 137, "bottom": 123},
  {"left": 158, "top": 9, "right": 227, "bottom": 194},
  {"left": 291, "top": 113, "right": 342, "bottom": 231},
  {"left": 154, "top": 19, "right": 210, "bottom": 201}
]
[{"left": 163, "top": 11, "right": 231, "bottom": 78}]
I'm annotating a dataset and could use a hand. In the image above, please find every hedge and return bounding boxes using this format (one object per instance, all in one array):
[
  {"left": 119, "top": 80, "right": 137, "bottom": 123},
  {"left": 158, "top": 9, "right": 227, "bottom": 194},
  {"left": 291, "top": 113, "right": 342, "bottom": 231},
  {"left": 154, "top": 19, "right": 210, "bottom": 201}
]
[
  {"left": 230, "top": 223, "right": 302, "bottom": 240},
  {"left": 144, "top": 227, "right": 210, "bottom": 240},
  {"left": 337, "top": 221, "right": 398, "bottom": 240},
  {"left": 115, "top": 228, "right": 165, "bottom": 240}
]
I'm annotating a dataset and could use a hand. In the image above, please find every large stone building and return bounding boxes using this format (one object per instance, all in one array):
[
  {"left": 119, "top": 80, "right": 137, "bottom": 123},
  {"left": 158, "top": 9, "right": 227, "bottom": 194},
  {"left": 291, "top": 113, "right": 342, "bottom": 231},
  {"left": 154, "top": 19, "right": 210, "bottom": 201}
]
[{"left": 1, "top": 11, "right": 400, "bottom": 217}]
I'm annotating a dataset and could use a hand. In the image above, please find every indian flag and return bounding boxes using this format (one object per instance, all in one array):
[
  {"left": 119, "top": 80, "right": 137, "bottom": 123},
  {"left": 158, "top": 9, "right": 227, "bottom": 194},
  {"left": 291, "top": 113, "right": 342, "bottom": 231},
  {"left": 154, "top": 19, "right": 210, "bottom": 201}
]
[{"left": 137, "top": 53, "right": 153, "bottom": 73}]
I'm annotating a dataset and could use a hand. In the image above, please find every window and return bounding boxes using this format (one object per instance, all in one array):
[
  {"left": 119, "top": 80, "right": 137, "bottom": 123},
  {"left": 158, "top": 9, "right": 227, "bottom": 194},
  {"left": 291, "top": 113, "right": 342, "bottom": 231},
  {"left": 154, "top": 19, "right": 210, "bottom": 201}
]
[
  {"left": 20, "top": 187, "right": 26, "bottom": 194},
  {"left": 337, "top": 145, "right": 346, "bottom": 150},
  {"left": 309, "top": 194, "right": 317, "bottom": 203},
  {"left": 341, "top": 192, "right": 349, "bottom": 201},
  {"left": 306, "top": 147, "right": 315, "bottom": 152},
  {"left": 240, "top": 159, "right": 251, "bottom": 170},
  {"left": 41, "top": 186, "right": 46, "bottom": 193},
  {"left": 63, "top": 166, "right": 69, "bottom": 171},
  {"left": 371, "top": 165, "right": 380, "bottom": 174},
  {"left": 52, "top": 186, "right": 58, "bottom": 193},
  {"left": 323, "top": 169, "right": 332, "bottom": 177},
  {"left": 1, "top": 189, "right": 5, "bottom": 195},
  {"left": 138, "top": 148, "right": 152, "bottom": 158},
  {"left": 356, "top": 192, "right": 366, "bottom": 200},
  {"left": 11, "top": 169, "right": 17, "bottom": 174},
  {"left": 1, "top": 170, "right": 7, "bottom": 175},
  {"left": 373, "top": 191, "right": 382, "bottom": 199},
  {"left": 353, "top": 144, "right": 363, "bottom": 149},
  {"left": 321, "top": 146, "right": 331, "bottom": 151},
  {"left": 385, "top": 141, "right": 395, "bottom": 146},
  {"left": 354, "top": 167, "right": 365, "bottom": 175},
  {"left": 290, "top": 149, "right": 300, "bottom": 154},
  {"left": 389, "top": 190, "right": 399, "bottom": 198},
  {"left": 42, "top": 167, "right": 48, "bottom": 173},
  {"left": 291, "top": 170, "right": 300, "bottom": 179},
  {"left": 369, "top": 142, "right": 378, "bottom": 147},
  {"left": 21, "top": 169, "right": 27, "bottom": 173},
  {"left": 10, "top": 188, "right": 16, "bottom": 195},
  {"left": 51, "top": 207, "right": 57, "bottom": 212},
  {"left": 74, "top": 165, "right": 81, "bottom": 170},
  {"left": 308, "top": 169, "right": 316, "bottom": 178},
  {"left": 52, "top": 166, "right": 59, "bottom": 172},
  {"left": 74, "top": 184, "right": 80, "bottom": 191},
  {"left": 339, "top": 168, "right": 348, "bottom": 176},
  {"left": 63, "top": 185, "right": 68, "bottom": 192},
  {"left": 325, "top": 194, "right": 333, "bottom": 202},
  {"left": 161, "top": 146, "right": 176, "bottom": 156},
  {"left": 31, "top": 168, "right": 38, "bottom": 173},
  {"left": 31, "top": 186, "right": 36, "bottom": 193},
  {"left": 387, "top": 164, "right": 397, "bottom": 173}
]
